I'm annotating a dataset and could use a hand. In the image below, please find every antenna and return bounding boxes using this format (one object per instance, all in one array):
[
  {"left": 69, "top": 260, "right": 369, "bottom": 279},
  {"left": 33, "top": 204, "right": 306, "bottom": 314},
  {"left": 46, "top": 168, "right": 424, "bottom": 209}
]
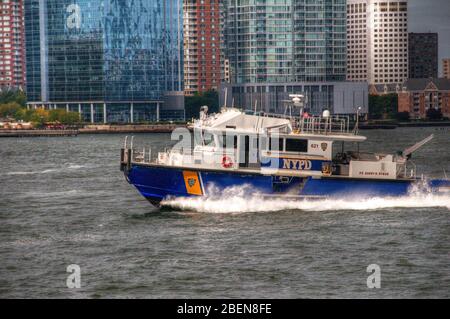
[{"left": 353, "top": 106, "right": 362, "bottom": 134}]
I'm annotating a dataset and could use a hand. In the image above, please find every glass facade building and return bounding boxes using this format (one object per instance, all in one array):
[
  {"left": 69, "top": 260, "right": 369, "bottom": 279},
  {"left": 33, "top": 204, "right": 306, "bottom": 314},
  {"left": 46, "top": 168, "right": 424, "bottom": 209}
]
[
  {"left": 220, "top": 0, "right": 362, "bottom": 115},
  {"left": 25, "top": 0, "right": 184, "bottom": 122},
  {"left": 223, "top": 0, "right": 347, "bottom": 84}
]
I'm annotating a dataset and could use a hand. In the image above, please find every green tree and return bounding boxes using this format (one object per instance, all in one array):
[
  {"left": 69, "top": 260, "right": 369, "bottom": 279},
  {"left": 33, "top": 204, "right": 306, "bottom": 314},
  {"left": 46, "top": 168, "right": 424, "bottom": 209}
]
[
  {"left": 0, "top": 102, "right": 22, "bottom": 118},
  {"left": 185, "top": 90, "right": 220, "bottom": 120},
  {"left": 48, "top": 109, "right": 66, "bottom": 122},
  {"left": 60, "top": 111, "right": 81, "bottom": 125},
  {"left": 48, "top": 108, "right": 81, "bottom": 124},
  {"left": 29, "top": 108, "right": 50, "bottom": 127},
  {"left": 14, "top": 107, "right": 28, "bottom": 121},
  {"left": 0, "top": 90, "right": 27, "bottom": 106},
  {"left": 368, "top": 94, "right": 398, "bottom": 120}
]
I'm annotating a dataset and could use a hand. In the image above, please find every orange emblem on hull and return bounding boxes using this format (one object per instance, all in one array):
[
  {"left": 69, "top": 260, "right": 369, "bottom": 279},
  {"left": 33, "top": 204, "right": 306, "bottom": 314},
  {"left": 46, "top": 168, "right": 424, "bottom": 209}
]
[{"left": 183, "top": 171, "right": 203, "bottom": 195}]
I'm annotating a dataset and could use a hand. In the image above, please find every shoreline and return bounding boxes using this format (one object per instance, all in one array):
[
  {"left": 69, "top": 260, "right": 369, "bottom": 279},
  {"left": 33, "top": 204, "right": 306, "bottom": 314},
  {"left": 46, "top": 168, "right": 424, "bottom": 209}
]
[
  {"left": 397, "top": 122, "right": 450, "bottom": 127},
  {"left": 0, "top": 129, "right": 78, "bottom": 137},
  {"left": 78, "top": 124, "right": 186, "bottom": 134},
  {"left": 359, "top": 121, "right": 450, "bottom": 129},
  {"left": 0, "top": 124, "right": 187, "bottom": 137},
  {"left": 1, "top": 121, "right": 449, "bottom": 137}
]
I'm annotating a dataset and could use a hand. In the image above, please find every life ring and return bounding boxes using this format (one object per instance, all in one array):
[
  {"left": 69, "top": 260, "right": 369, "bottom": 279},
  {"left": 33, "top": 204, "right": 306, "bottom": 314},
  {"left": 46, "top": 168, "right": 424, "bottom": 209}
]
[{"left": 222, "top": 156, "right": 233, "bottom": 168}]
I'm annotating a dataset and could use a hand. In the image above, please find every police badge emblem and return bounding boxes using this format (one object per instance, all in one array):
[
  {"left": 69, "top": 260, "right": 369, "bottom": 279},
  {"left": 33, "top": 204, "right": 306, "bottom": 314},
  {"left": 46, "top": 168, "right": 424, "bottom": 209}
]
[{"left": 188, "top": 178, "right": 196, "bottom": 188}]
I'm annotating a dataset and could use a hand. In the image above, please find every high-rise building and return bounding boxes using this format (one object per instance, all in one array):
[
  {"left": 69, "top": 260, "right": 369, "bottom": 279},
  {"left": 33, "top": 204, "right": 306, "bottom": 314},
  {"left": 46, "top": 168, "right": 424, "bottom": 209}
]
[
  {"left": 347, "top": 0, "right": 409, "bottom": 85},
  {"left": 346, "top": 0, "right": 368, "bottom": 82},
  {"left": 183, "top": 0, "right": 221, "bottom": 96},
  {"left": 25, "top": 0, "right": 184, "bottom": 123},
  {"left": 224, "top": 0, "right": 347, "bottom": 84},
  {"left": 0, "top": 0, "right": 26, "bottom": 90},
  {"left": 408, "top": 33, "right": 438, "bottom": 79},
  {"left": 220, "top": 0, "right": 367, "bottom": 116},
  {"left": 443, "top": 59, "right": 450, "bottom": 79}
]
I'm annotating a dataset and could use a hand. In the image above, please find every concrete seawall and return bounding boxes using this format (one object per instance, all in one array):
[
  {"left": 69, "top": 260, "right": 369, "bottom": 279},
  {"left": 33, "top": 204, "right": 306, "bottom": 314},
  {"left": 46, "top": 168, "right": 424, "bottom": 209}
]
[
  {"left": 79, "top": 124, "right": 187, "bottom": 134},
  {"left": 0, "top": 130, "right": 79, "bottom": 137},
  {"left": 397, "top": 122, "right": 450, "bottom": 127},
  {"left": 0, "top": 124, "right": 187, "bottom": 137},
  {"left": 359, "top": 121, "right": 450, "bottom": 129}
]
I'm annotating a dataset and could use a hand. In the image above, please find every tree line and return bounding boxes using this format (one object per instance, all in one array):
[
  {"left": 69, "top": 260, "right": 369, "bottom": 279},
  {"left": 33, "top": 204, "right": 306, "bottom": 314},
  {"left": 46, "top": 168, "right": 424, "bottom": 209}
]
[
  {"left": 0, "top": 90, "right": 80, "bottom": 126},
  {"left": 1, "top": 89, "right": 221, "bottom": 125}
]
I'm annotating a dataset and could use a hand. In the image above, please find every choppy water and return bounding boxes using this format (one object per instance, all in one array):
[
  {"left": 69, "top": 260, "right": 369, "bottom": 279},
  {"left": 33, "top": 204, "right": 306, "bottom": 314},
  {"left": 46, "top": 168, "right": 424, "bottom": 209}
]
[{"left": 0, "top": 127, "right": 449, "bottom": 298}]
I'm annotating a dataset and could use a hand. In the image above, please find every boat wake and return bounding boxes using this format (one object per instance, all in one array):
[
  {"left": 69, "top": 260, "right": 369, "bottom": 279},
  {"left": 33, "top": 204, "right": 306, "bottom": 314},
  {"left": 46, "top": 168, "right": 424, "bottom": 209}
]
[{"left": 161, "top": 186, "right": 450, "bottom": 214}]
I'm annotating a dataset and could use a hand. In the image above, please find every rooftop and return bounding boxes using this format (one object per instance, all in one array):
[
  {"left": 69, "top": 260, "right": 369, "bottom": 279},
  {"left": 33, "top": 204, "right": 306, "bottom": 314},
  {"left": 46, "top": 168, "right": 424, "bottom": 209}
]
[{"left": 402, "top": 78, "right": 450, "bottom": 91}]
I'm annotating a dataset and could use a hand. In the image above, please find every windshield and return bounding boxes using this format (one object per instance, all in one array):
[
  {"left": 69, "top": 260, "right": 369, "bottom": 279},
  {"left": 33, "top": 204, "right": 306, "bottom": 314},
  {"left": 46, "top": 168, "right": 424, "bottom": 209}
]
[
  {"left": 204, "top": 132, "right": 215, "bottom": 146},
  {"left": 218, "top": 134, "right": 238, "bottom": 149},
  {"left": 194, "top": 130, "right": 216, "bottom": 147}
]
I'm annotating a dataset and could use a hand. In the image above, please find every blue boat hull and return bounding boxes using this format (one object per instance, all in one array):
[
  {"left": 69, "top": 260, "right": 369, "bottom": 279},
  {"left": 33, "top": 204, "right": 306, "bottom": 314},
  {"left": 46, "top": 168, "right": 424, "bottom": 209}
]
[{"left": 126, "top": 164, "right": 449, "bottom": 206}]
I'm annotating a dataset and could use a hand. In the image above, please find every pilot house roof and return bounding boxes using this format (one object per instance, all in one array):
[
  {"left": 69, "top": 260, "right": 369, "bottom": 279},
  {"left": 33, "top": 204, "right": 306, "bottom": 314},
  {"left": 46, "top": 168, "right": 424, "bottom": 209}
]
[{"left": 193, "top": 108, "right": 292, "bottom": 134}]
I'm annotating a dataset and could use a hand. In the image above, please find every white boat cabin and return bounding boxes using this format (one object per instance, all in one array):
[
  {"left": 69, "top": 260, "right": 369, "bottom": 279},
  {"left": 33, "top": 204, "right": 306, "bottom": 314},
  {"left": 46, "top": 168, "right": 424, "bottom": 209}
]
[{"left": 146, "top": 108, "right": 420, "bottom": 181}]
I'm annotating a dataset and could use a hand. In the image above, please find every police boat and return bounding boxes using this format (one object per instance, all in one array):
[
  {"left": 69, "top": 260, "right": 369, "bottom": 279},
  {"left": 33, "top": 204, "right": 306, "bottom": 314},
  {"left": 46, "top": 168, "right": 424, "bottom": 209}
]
[{"left": 120, "top": 98, "right": 450, "bottom": 207}]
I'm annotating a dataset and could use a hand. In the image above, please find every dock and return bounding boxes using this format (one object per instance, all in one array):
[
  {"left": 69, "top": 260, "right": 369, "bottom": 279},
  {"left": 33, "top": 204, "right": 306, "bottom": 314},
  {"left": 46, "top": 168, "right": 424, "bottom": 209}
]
[{"left": 0, "top": 129, "right": 79, "bottom": 137}]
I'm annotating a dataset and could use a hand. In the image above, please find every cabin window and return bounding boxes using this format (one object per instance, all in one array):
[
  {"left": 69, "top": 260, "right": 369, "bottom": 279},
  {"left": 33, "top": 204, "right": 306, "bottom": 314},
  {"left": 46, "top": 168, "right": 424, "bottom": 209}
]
[
  {"left": 269, "top": 138, "right": 284, "bottom": 152},
  {"left": 219, "top": 134, "right": 238, "bottom": 149},
  {"left": 285, "top": 139, "right": 308, "bottom": 153},
  {"left": 194, "top": 129, "right": 203, "bottom": 146},
  {"left": 259, "top": 136, "right": 267, "bottom": 150},
  {"left": 252, "top": 138, "right": 258, "bottom": 149},
  {"left": 203, "top": 132, "right": 215, "bottom": 146}
]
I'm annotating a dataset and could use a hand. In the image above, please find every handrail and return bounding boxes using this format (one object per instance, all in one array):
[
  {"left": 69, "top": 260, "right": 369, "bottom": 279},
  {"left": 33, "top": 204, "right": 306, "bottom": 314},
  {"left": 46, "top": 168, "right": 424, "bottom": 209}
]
[{"left": 295, "top": 115, "right": 352, "bottom": 135}]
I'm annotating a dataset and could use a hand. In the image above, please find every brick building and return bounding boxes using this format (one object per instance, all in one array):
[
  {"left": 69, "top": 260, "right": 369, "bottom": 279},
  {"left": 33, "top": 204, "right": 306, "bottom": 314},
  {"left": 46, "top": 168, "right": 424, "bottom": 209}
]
[
  {"left": 0, "top": 0, "right": 26, "bottom": 89},
  {"left": 183, "top": 0, "right": 221, "bottom": 95},
  {"left": 398, "top": 78, "right": 450, "bottom": 119}
]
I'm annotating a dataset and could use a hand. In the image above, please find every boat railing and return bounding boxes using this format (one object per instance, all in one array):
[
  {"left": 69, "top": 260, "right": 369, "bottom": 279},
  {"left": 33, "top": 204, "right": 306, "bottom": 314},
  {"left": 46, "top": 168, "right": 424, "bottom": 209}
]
[
  {"left": 255, "top": 112, "right": 353, "bottom": 135},
  {"left": 294, "top": 115, "right": 351, "bottom": 135},
  {"left": 131, "top": 147, "right": 159, "bottom": 164},
  {"left": 404, "top": 160, "right": 417, "bottom": 179},
  {"left": 123, "top": 136, "right": 221, "bottom": 168},
  {"left": 132, "top": 145, "right": 198, "bottom": 165},
  {"left": 397, "top": 159, "right": 416, "bottom": 178}
]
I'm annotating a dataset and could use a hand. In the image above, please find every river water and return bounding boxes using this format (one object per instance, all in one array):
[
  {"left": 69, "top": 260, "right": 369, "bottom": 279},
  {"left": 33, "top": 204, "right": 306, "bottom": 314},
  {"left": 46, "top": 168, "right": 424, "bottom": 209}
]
[{"left": 0, "top": 127, "right": 449, "bottom": 298}]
